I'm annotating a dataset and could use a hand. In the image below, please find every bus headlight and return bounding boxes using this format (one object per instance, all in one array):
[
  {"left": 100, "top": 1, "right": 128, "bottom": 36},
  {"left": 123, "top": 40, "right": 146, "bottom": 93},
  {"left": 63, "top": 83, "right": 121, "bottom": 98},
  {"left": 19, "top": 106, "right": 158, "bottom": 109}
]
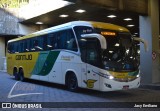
[
  {"left": 136, "top": 70, "right": 140, "bottom": 78},
  {"left": 136, "top": 74, "right": 140, "bottom": 78},
  {"left": 109, "top": 76, "right": 114, "bottom": 80},
  {"left": 100, "top": 72, "right": 114, "bottom": 79}
]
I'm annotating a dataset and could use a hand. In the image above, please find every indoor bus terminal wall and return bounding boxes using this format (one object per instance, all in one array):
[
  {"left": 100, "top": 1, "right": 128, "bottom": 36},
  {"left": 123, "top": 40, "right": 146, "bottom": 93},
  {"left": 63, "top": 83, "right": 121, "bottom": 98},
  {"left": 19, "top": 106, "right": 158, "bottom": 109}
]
[{"left": 0, "top": 37, "right": 5, "bottom": 70}]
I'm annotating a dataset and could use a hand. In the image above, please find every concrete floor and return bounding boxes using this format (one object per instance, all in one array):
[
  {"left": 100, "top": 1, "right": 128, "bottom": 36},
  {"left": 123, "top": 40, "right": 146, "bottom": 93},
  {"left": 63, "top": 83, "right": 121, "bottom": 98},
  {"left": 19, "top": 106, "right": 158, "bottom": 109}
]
[{"left": 0, "top": 71, "right": 160, "bottom": 111}]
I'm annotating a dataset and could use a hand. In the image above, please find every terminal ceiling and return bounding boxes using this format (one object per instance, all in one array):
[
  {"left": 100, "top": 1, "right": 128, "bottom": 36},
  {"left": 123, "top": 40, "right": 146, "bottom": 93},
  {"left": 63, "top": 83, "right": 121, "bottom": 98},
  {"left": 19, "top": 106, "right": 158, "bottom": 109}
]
[{"left": 21, "top": 0, "right": 148, "bottom": 36}]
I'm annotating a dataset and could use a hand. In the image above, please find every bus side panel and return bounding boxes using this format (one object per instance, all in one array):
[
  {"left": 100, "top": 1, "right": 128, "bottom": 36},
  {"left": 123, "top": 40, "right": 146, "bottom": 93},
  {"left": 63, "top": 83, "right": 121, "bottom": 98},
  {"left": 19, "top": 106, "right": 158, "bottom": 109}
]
[
  {"left": 31, "top": 51, "right": 49, "bottom": 81},
  {"left": 7, "top": 52, "right": 39, "bottom": 79},
  {"left": 7, "top": 52, "right": 14, "bottom": 75},
  {"left": 9, "top": 52, "right": 40, "bottom": 79},
  {"left": 58, "top": 51, "right": 82, "bottom": 86},
  {"left": 30, "top": 51, "right": 60, "bottom": 81},
  {"left": 48, "top": 62, "right": 62, "bottom": 84}
]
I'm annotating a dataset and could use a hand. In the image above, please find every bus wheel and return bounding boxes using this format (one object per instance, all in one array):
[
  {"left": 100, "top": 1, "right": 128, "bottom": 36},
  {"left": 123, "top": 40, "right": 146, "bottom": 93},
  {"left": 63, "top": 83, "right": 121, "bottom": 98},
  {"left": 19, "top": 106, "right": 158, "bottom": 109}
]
[
  {"left": 66, "top": 73, "right": 78, "bottom": 91},
  {"left": 19, "top": 69, "right": 25, "bottom": 82},
  {"left": 13, "top": 69, "right": 19, "bottom": 80}
]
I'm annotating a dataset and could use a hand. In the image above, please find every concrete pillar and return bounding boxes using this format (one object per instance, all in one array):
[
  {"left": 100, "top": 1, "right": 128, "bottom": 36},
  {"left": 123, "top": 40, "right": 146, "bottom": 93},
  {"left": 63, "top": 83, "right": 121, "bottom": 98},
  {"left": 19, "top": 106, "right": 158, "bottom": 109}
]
[
  {"left": 18, "top": 24, "right": 48, "bottom": 35},
  {"left": 139, "top": 0, "right": 160, "bottom": 84},
  {"left": 139, "top": 16, "right": 152, "bottom": 84},
  {"left": 19, "top": 24, "right": 39, "bottom": 35},
  {"left": 151, "top": 0, "right": 160, "bottom": 83},
  {"left": 0, "top": 37, "right": 5, "bottom": 70}
]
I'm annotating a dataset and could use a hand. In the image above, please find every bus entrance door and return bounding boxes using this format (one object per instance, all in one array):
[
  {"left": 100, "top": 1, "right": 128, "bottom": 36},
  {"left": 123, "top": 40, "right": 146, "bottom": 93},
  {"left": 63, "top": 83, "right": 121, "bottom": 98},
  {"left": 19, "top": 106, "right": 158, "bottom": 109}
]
[{"left": 80, "top": 38, "right": 101, "bottom": 90}]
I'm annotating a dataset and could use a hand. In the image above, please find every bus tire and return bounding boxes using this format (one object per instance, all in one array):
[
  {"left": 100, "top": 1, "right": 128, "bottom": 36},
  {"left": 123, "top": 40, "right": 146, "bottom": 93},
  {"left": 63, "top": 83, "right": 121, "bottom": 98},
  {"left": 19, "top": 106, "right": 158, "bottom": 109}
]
[
  {"left": 19, "top": 69, "right": 25, "bottom": 82},
  {"left": 66, "top": 73, "right": 78, "bottom": 91},
  {"left": 13, "top": 68, "right": 19, "bottom": 80}
]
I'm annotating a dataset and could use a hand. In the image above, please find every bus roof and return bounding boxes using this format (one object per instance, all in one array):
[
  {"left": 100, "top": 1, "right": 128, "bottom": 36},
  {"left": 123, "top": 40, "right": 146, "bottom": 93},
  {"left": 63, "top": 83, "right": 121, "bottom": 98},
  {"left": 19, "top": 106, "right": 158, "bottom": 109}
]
[
  {"left": 89, "top": 21, "right": 129, "bottom": 32},
  {"left": 8, "top": 21, "right": 129, "bottom": 43}
]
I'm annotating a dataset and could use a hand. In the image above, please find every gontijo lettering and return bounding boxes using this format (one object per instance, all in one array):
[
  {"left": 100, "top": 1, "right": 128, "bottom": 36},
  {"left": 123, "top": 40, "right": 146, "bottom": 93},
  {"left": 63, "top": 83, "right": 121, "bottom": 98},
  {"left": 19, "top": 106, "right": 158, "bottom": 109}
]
[{"left": 15, "top": 54, "right": 32, "bottom": 60}]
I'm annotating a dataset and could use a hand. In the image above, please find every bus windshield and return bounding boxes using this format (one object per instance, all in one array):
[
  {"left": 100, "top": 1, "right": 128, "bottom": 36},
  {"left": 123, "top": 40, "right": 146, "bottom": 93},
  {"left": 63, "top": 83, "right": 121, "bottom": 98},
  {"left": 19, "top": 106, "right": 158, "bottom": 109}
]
[
  {"left": 74, "top": 26, "right": 140, "bottom": 72},
  {"left": 101, "top": 32, "right": 140, "bottom": 72}
]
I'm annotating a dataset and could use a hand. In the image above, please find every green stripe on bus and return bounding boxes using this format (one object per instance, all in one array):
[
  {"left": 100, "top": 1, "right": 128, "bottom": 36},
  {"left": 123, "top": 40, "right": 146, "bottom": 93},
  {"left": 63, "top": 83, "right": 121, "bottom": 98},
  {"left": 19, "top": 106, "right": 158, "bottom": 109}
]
[
  {"left": 31, "top": 51, "right": 49, "bottom": 75},
  {"left": 128, "top": 70, "right": 139, "bottom": 76},
  {"left": 38, "top": 51, "right": 60, "bottom": 76},
  {"left": 32, "top": 51, "right": 60, "bottom": 76}
]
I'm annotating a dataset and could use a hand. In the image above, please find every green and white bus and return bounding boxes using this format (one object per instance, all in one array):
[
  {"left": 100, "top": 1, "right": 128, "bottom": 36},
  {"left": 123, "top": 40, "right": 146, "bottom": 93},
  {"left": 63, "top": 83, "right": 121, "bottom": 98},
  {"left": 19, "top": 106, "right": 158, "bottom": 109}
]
[{"left": 7, "top": 21, "right": 146, "bottom": 91}]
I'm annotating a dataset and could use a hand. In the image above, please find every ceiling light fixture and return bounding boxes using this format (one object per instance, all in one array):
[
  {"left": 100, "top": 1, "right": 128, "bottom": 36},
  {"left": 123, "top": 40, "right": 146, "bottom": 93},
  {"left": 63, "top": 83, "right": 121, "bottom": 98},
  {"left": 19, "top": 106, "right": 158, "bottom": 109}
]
[
  {"left": 123, "top": 18, "right": 132, "bottom": 21},
  {"left": 115, "top": 43, "right": 120, "bottom": 47},
  {"left": 75, "top": 9, "right": 86, "bottom": 13},
  {"left": 107, "top": 15, "right": 116, "bottom": 18},
  {"left": 59, "top": 14, "right": 69, "bottom": 18},
  {"left": 127, "top": 25, "right": 135, "bottom": 27},
  {"left": 109, "top": 51, "right": 113, "bottom": 53},
  {"left": 36, "top": 22, "right": 43, "bottom": 25}
]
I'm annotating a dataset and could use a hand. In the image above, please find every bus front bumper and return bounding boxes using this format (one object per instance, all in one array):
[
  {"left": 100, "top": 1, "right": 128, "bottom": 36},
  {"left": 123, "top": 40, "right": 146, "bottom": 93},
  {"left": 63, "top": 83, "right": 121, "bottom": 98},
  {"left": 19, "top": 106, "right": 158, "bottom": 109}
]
[{"left": 99, "top": 77, "right": 140, "bottom": 92}]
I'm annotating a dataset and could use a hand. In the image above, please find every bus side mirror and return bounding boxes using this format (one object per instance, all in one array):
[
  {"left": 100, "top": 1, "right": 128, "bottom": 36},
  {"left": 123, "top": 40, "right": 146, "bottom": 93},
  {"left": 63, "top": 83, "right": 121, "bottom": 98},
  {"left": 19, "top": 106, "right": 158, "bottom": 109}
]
[
  {"left": 133, "top": 37, "right": 148, "bottom": 52},
  {"left": 79, "top": 39, "right": 87, "bottom": 49},
  {"left": 81, "top": 34, "right": 107, "bottom": 49}
]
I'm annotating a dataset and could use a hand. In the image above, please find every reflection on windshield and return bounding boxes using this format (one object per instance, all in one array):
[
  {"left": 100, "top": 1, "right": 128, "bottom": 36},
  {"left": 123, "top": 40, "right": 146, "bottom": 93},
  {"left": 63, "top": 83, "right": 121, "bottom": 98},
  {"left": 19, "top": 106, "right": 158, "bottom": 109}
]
[
  {"left": 102, "top": 32, "right": 140, "bottom": 71},
  {"left": 73, "top": 26, "right": 140, "bottom": 72}
]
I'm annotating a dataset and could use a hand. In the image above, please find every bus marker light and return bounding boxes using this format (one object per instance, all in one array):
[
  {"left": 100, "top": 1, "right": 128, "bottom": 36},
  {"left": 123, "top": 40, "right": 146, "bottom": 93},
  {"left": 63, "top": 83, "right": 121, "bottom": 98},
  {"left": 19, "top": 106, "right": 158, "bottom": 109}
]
[{"left": 101, "top": 32, "right": 116, "bottom": 36}]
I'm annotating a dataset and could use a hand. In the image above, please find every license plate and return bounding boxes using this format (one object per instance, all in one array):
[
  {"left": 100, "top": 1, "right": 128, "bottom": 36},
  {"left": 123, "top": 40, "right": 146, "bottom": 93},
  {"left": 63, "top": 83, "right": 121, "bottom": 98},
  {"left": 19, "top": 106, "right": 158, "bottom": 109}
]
[
  {"left": 117, "top": 73, "right": 126, "bottom": 77},
  {"left": 115, "top": 73, "right": 127, "bottom": 78},
  {"left": 123, "top": 85, "right": 129, "bottom": 90}
]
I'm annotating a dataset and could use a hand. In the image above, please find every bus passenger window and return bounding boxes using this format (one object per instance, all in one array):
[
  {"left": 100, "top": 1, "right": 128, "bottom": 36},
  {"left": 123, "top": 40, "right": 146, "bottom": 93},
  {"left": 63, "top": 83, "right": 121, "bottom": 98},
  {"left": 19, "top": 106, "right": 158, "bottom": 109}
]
[
  {"left": 8, "top": 43, "right": 14, "bottom": 53},
  {"left": 47, "top": 33, "right": 55, "bottom": 50},
  {"left": 67, "top": 39, "right": 76, "bottom": 50},
  {"left": 66, "top": 29, "right": 78, "bottom": 51},
  {"left": 80, "top": 38, "right": 101, "bottom": 67},
  {"left": 30, "top": 38, "right": 35, "bottom": 51},
  {"left": 19, "top": 41, "right": 24, "bottom": 52},
  {"left": 54, "top": 40, "right": 58, "bottom": 49},
  {"left": 35, "top": 36, "right": 44, "bottom": 51},
  {"left": 43, "top": 36, "right": 47, "bottom": 51},
  {"left": 14, "top": 42, "right": 19, "bottom": 53},
  {"left": 87, "top": 49, "right": 98, "bottom": 65},
  {"left": 24, "top": 39, "right": 30, "bottom": 52},
  {"left": 54, "top": 33, "right": 59, "bottom": 49},
  {"left": 34, "top": 40, "right": 39, "bottom": 51},
  {"left": 58, "top": 31, "right": 68, "bottom": 49},
  {"left": 12, "top": 42, "right": 16, "bottom": 53}
]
